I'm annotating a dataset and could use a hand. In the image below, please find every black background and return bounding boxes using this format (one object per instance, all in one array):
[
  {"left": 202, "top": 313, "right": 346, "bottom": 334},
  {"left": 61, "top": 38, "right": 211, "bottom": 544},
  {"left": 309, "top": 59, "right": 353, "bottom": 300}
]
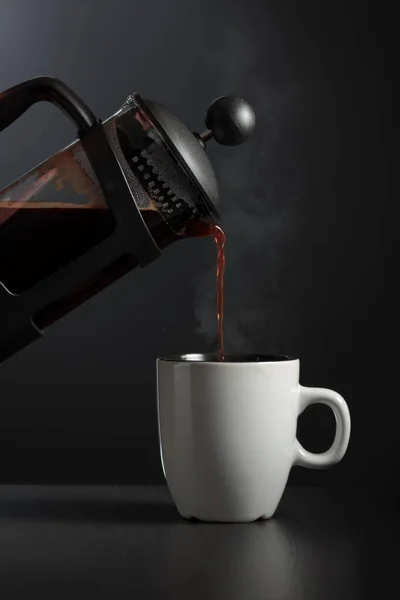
[{"left": 0, "top": 0, "right": 395, "bottom": 490}]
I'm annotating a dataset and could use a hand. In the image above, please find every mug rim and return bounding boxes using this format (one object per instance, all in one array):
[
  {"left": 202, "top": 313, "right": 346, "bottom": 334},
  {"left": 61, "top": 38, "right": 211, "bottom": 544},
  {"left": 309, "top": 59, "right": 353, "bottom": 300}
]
[{"left": 157, "top": 353, "right": 298, "bottom": 364}]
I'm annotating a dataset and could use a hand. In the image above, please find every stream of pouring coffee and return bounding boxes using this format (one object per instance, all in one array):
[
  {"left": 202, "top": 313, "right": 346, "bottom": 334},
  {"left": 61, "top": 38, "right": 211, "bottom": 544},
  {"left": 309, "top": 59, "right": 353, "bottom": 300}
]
[{"left": 186, "top": 220, "right": 226, "bottom": 361}]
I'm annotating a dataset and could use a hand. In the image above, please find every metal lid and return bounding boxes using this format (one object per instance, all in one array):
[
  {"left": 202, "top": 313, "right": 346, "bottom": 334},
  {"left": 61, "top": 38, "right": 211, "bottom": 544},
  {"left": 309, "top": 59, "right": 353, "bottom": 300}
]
[
  {"left": 135, "top": 95, "right": 255, "bottom": 221},
  {"left": 143, "top": 98, "right": 219, "bottom": 218}
]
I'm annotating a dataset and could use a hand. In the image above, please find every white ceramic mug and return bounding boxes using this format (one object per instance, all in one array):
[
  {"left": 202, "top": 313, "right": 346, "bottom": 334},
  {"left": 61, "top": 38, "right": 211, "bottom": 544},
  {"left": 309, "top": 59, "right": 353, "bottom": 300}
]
[{"left": 157, "top": 354, "right": 351, "bottom": 523}]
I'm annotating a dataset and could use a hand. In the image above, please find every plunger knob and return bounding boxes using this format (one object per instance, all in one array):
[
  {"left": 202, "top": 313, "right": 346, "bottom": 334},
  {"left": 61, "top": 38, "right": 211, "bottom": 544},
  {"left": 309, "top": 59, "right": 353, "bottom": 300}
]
[{"left": 199, "top": 96, "right": 256, "bottom": 146}]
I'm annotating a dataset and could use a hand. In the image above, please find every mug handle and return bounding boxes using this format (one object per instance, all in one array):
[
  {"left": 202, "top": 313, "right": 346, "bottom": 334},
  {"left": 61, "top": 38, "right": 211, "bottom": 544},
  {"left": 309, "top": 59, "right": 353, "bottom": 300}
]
[{"left": 293, "top": 386, "right": 351, "bottom": 469}]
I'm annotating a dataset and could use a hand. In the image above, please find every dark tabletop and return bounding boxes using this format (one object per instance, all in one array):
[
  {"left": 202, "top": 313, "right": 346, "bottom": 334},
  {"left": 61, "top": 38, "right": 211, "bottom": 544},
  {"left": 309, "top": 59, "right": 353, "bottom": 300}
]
[{"left": 0, "top": 484, "right": 398, "bottom": 599}]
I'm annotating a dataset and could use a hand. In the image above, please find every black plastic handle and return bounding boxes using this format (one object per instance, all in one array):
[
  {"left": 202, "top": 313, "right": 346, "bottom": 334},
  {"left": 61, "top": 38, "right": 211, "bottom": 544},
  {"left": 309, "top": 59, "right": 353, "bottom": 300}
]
[{"left": 0, "top": 76, "right": 97, "bottom": 133}]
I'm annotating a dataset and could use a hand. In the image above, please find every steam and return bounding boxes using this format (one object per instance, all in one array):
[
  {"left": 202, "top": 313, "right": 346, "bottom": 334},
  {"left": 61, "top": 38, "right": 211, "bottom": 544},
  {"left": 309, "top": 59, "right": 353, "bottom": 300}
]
[{"left": 193, "top": 16, "right": 308, "bottom": 354}]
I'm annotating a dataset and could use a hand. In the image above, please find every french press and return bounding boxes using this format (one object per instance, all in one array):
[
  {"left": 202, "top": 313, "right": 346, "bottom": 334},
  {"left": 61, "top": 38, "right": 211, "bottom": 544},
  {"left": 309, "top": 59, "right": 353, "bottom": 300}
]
[{"left": 0, "top": 77, "right": 255, "bottom": 363}]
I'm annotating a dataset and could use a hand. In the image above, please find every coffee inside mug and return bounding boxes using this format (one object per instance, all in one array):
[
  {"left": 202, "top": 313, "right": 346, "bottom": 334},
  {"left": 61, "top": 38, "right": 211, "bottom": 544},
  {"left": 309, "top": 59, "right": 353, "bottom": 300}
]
[{"left": 160, "top": 353, "right": 295, "bottom": 362}]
